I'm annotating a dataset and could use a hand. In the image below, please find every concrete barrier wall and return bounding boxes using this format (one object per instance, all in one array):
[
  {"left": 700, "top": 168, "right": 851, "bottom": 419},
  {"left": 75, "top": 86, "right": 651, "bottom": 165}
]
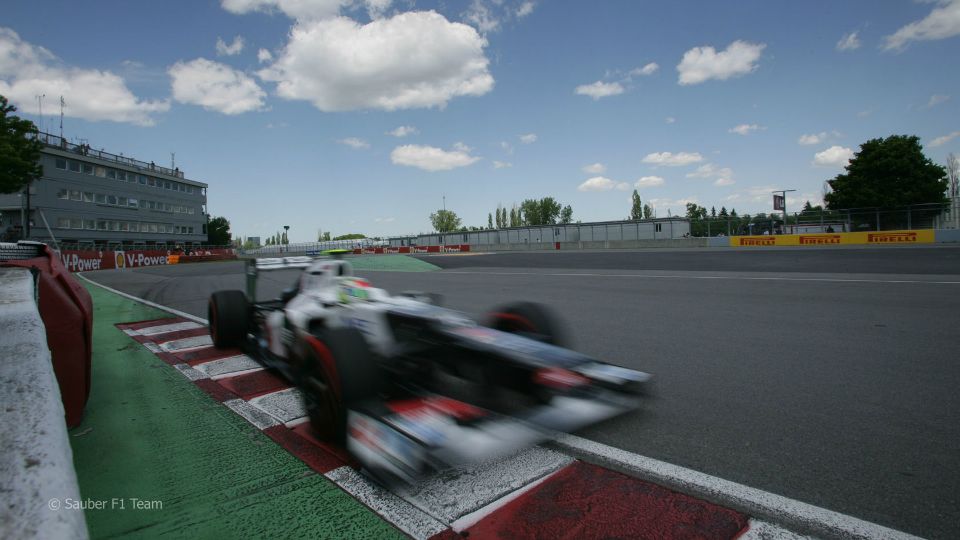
[{"left": 0, "top": 268, "right": 88, "bottom": 540}]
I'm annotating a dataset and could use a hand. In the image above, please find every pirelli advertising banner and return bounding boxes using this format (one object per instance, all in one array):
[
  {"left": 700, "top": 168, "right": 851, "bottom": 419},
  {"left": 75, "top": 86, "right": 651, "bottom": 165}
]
[{"left": 730, "top": 229, "right": 935, "bottom": 247}]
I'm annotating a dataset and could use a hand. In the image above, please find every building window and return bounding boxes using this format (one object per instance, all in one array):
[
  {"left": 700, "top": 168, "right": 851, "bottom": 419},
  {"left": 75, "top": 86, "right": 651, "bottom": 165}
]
[
  {"left": 57, "top": 189, "right": 69, "bottom": 200},
  {"left": 69, "top": 161, "right": 80, "bottom": 172},
  {"left": 129, "top": 222, "right": 139, "bottom": 232},
  {"left": 82, "top": 163, "right": 93, "bottom": 175},
  {"left": 71, "top": 218, "right": 83, "bottom": 229},
  {"left": 82, "top": 192, "right": 93, "bottom": 203},
  {"left": 164, "top": 203, "right": 172, "bottom": 212},
  {"left": 57, "top": 218, "right": 70, "bottom": 228},
  {"left": 146, "top": 177, "right": 154, "bottom": 186},
  {"left": 188, "top": 226, "right": 194, "bottom": 234},
  {"left": 116, "top": 171, "right": 126, "bottom": 181},
  {"left": 138, "top": 175, "right": 146, "bottom": 185},
  {"left": 107, "top": 195, "right": 117, "bottom": 205},
  {"left": 187, "top": 186, "right": 194, "bottom": 194},
  {"left": 164, "top": 181, "right": 172, "bottom": 190},
  {"left": 84, "top": 220, "right": 96, "bottom": 230},
  {"left": 147, "top": 201, "right": 155, "bottom": 209},
  {"left": 70, "top": 190, "right": 82, "bottom": 201},
  {"left": 55, "top": 159, "right": 66, "bottom": 170},
  {"left": 128, "top": 198, "right": 138, "bottom": 208},
  {"left": 107, "top": 169, "right": 116, "bottom": 179},
  {"left": 118, "top": 197, "right": 128, "bottom": 207},
  {"left": 119, "top": 222, "right": 129, "bottom": 232},
  {"left": 110, "top": 221, "right": 120, "bottom": 231},
  {"left": 95, "top": 193, "right": 106, "bottom": 204},
  {"left": 139, "top": 200, "right": 147, "bottom": 209},
  {"left": 188, "top": 207, "right": 194, "bottom": 215},
  {"left": 655, "top": 223, "right": 662, "bottom": 233}
]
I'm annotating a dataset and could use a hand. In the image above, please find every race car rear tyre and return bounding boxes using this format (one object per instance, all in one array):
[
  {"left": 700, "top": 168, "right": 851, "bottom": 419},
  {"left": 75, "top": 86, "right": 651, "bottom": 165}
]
[
  {"left": 298, "top": 328, "right": 382, "bottom": 444},
  {"left": 208, "top": 290, "right": 249, "bottom": 349},
  {"left": 483, "top": 301, "right": 568, "bottom": 348}
]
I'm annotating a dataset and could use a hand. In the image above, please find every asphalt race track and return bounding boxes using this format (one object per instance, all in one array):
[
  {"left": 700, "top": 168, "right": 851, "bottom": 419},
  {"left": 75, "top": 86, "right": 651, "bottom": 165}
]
[{"left": 85, "top": 245, "right": 960, "bottom": 539}]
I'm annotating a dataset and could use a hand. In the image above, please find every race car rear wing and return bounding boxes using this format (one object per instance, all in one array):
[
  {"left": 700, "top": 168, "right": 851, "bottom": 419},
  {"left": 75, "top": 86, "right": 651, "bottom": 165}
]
[{"left": 246, "top": 256, "right": 314, "bottom": 301}]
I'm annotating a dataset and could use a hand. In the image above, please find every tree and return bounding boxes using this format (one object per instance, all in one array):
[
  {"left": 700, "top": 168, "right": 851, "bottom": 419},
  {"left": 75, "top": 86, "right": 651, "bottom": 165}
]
[
  {"left": 487, "top": 212, "right": 493, "bottom": 229},
  {"left": 333, "top": 233, "right": 366, "bottom": 240},
  {"left": 730, "top": 208, "right": 738, "bottom": 217},
  {"left": 643, "top": 204, "right": 653, "bottom": 219},
  {"left": 719, "top": 206, "right": 729, "bottom": 217},
  {"left": 630, "top": 190, "right": 642, "bottom": 220},
  {"left": 560, "top": 205, "right": 573, "bottom": 224},
  {"left": 429, "top": 209, "right": 461, "bottom": 232},
  {"left": 207, "top": 216, "right": 231, "bottom": 245},
  {"left": 0, "top": 96, "right": 42, "bottom": 194},
  {"left": 685, "top": 203, "right": 707, "bottom": 220},
  {"left": 947, "top": 152, "right": 959, "bottom": 198},
  {"left": 509, "top": 206, "right": 518, "bottom": 227},
  {"left": 824, "top": 135, "right": 948, "bottom": 209},
  {"left": 710, "top": 206, "right": 716, "bottom": 218}
]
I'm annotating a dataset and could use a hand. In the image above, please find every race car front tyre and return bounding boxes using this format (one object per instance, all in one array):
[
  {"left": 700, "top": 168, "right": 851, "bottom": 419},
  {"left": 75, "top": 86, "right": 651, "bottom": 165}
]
[
  {"left": 483, "top": 301, "right": 568, "bottom": 347},
  {"left": 298, "top": 328, "right": 382, "bottom": 444},
  {"left": 208, "top": 290, "right": 249, "bottom": 349}
]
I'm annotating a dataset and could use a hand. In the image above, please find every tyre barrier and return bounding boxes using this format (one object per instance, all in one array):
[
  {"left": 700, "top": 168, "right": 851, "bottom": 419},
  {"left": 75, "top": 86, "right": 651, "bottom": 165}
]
[{"left": 0, "top": 266, "right": 88, "bottom": 540}]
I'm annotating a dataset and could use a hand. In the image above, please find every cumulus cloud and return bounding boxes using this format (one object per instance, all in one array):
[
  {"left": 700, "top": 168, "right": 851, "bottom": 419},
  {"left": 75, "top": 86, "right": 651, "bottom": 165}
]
[
  {"left": 812, "top": 145, "right": 854, "bottom": 167},
  {"left": 930, "top": 131, "right": 960, "bottom": 147},
  {"left": 582, "top": 163, "right": 606, "bottom": 174},
  {"left": 216, "top": 35, "right": 245, "bottom": 56},
  {"left": 257, "top": 12, "right": 493, "bottom": 112},
  {"left": 575, "top": 80, "right": 625, "bottom": 100},
  {"left": 714, "top": 177, "right": 735, "bottom": 186},
  {"left": 464, "top": 0, "right": 500, "bottom": 33},
  {"left": 0, "top": 28, "right": 169, "bottom": 126},
  {"left": 221, "top": 0, "right": 392, "bottom": 21},
  {"left": 387, "top": 125, "right": 418, "bottom": 137},
  {"left": 641, "top": 151, "right": 703, "bottom": 166},
  {"left": 686, "top": 163, "right": 733, "bottom": 180},
  {"left": 516, "top": 1, "right": 535, "bottom": 18},
  {"left": 798, "top": 132, "right": 827, "bottom": 145},
  {"left": 884, "top": 0, "right": 960, "bottom": 50},
  {"left": 338, "top": 137, "right": 369, "bottom": 149},
  {"left": 519, "top": 133, "right": 537, "bottom": 144},
  {"left": 374, "top": 216, "right": 395, "bottom": 223},
  {"left": 635, "top": 175, "right": 665, "bottom": 187},
  {"left": 728, "top": 123, "right": 764, "bottom": 135},
  {"left": 836, "top": 31, "right": 861, "bottom": 51},
  {"left": 928, "top": 94, "right": 950, "bottom": 108},
  {"left": 630, "top": 62, "right": 659, "bottom": 76},
  {"left": 577, "top": 176, "right": 621, "bottom": 192},
  {"left": 169, "top": 58, "right": 266, "bottom": 114},
  {"left": 676, "top": 40, "right": 766, "bottom": 85},
  {"left": 493, "top": 160, "right": 512, "bottom": 168},
  {"left": 390, "top": 143, "right": 480, "bottom": 171},
  {"left": 257, "top": 48, "right": 273, "bottom": 63}
]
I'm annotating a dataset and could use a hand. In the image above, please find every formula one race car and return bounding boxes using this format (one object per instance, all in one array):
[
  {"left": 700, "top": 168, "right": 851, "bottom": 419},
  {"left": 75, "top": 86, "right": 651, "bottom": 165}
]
[{"left": 208, "top": 254, "right": 650, "bottom": 484}]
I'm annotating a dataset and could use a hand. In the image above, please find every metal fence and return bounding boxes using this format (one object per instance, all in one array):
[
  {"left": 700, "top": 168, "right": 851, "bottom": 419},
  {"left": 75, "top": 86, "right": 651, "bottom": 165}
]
[
  {"left": 687, "top": 202, "right": 953, "bottom": 237},
  {"left": 30, "top": 131, "right": 186, "bottom": 179}
]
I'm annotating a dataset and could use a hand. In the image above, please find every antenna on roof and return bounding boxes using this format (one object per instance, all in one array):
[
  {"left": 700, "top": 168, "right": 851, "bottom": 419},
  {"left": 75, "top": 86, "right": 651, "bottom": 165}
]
[
  {"left": 171, "top": 152, "right": 175, "bottom": 169},
  {"left": 59, "top": 96, "right": 64, "bottom": 139}
]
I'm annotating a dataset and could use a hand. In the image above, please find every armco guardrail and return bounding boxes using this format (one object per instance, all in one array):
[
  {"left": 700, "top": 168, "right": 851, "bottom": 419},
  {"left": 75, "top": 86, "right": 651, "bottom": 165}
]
[{"left": 0, "top": 267, "right": 88, "bottom": 539}]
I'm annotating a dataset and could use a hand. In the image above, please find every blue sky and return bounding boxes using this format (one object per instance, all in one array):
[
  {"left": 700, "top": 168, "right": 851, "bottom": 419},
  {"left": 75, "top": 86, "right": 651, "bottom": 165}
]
[{"left": 3, "top": 0, "right": 959, "bottom": 241}]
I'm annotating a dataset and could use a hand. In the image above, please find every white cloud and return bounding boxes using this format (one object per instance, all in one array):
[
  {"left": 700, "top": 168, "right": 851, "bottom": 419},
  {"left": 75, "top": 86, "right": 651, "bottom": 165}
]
[
  {"left": 884, "top": 0, "right": 960, "bottom": 50},
  {"left": 728, "top": 123, "right": 764, "bottom": 135},
  {"left": 0, "top": 28, "right": 168, "bottom": 126},
  {"left": 221, "top": 0, "right": 393, "bottom": 21},
  {"left": 578, "top": 176, "right": 617, "bottom": 192},
  {"left": 642, "top": 151, "right": 703, "bottom": 166},
  {"left": 582, "top": 162, "right": 606, "bottom": 174},
  {"left": 519, "top": 133, "right": 537, "bottom": 144},
  {"left": 665, "top": 116, "right": 676, "bottom": 124},
  {"left": 812, "top": 145, "right": 854, "bottom": 167},
  {"left": 836, "top": 31, "right": 861, "bottom": 51},
  {"left": 676, "top": 40, "right": 766, "bottom": 85},
  {"left": 464, "top": 0, "right": 500, "bottom": 33},
  {"left": 928, "top": 94, "right": 950, "bottom": 108},
  {"left": 216, "top": 35, "right": 245, "bottom": 56},
  {"left": 931, "top": 131, "right": 960, "bottom": 147},
  {"left": 374, "top": 216, "right": 395, "bottom": 223},
  {"left": 714, "top": 177, "right": 736, "bottom": 186},
  {"left": 499, "top": 141, "right": 514, "bottom": 155},
  {"left": 390, "top": 144, "right": 480, "bottom": 171},
  {"left": 615, "top": 181, "right": 630, "bottom": 191},
  {"left": 258, "top": 11, "right": 493, "bottom": 112},
  {"left": 169, "top": 58, "right": 266, "bottom": 115},
  {"left": 574, "top": 80, "right": 625, "bottom": 100},
  {"left": 493, "top": 160, "right": 512, "bottom": 169},
  {"left": 387, "top": 125, "right": 418, "bottom": 137},
  {"left": 686, "top": 163, "right": 733, "bottom": 180},
  {"left": 338, "top": 137, "right": 369, "bottom": 149},
  {"left": 257, "top": 48, "right": 273, "bottom": 63},
  {"left": 630, "top": 62, "right": 659, "bottom": 76},
  {"left": 516, "top": 1, "right": 535, "bottom": 18},
  {"left": 798, "top": 132, "right": 827, "bottom": 145},
  {"left": 452, "top": 141, "right": 471, "bottom": 152},
  {"left": 635, "top": 175, "right": 665, "bottom": 187}
]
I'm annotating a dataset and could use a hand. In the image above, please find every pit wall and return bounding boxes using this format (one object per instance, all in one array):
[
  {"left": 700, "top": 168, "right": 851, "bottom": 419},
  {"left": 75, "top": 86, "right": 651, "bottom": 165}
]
[
  {"left": 717, "top": 229, "right": 939, "bottom": 248},
  {"left": 57, "top": 248, "right": 235, "bottom": 272},
  {"left": 0, "top": 268, "right": 88, "bottom": 539}
]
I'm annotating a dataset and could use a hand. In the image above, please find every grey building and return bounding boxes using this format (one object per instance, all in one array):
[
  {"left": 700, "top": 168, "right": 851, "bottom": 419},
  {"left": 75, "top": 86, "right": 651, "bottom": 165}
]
[{"left": 0, "top": 133, "right": 209, "bottom": 249}]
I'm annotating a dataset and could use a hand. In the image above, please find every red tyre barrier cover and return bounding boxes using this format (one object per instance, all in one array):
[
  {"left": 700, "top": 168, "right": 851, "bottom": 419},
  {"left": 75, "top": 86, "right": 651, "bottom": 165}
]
[{"left": 3, "top": 245, "right": 94, "bottom": 427}]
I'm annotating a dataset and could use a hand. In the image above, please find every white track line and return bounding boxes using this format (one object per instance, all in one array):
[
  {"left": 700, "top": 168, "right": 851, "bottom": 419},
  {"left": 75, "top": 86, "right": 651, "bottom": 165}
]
[
  {"left": 76, "top": 274, "right": 208, "bottom": 324},
  {"left": 158, "top": 335, "right": 212, "bottom": 352},
  {"left": 552, "top": 434, "right": 922, "bottom": 540},
  {"left": 443, "top": 270, "right": 960, "bottom": 285},
  {"left": 449, "top": 466, "right": 565, "bottom": 532}
]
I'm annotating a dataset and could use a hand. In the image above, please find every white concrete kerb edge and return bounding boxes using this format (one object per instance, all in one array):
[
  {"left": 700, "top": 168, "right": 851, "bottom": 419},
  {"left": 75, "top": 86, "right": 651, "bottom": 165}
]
[{"left": 552, "top": 434, "right": 922, "bottom": 540}]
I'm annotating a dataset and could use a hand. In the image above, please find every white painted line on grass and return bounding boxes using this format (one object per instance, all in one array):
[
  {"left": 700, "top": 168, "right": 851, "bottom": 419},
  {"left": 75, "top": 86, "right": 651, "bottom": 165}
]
[
  {"left": 450, "top": 465, "right": 565, "bottom": 532},
  {"left": 223, "top": 398, "right": 281, "bottom": 430},
  {"left": 76, "top": 273, "right": 208, "bottom": 324},
  {"left": 325, "top": 466, "right": 448, "bottom": 540},
  {"left": 552, "top": 434, "right": 922, "bottom": 540},
  {"left": 172, "top": 363, "right": 208, "bottom": 381},
  {"left": 443, "top": 270, "right": 960, "bottom": 285},
  {"left": 135, "top": 321, "right": 203, "bottom": 336},
  {"left": 248, "top": 387, "right": 305, "bottom": 425},
  {"left": 159, "top": 335, "right": 213, "bottom": 352}
]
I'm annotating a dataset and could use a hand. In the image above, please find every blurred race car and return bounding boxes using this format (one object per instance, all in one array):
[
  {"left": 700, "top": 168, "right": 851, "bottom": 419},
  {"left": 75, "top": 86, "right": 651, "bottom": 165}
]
[{"left": 208, "top": 253, "right": 651, "bottom": 484}]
